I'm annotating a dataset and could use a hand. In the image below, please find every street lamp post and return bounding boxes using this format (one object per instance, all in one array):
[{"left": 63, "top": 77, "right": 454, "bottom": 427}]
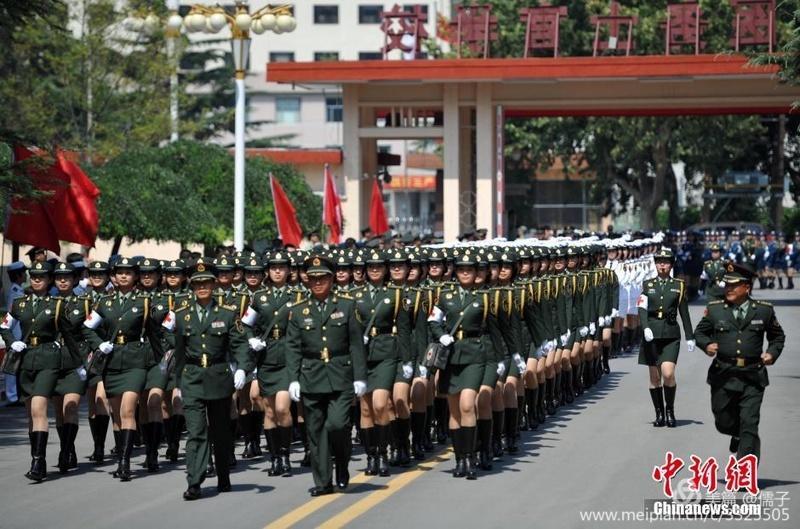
[
  {"left": 126, "top": 1, "right": 296, "bottom": 250},
  {"left": 184, "top": 1, "right": 296, "bottom": 250}
]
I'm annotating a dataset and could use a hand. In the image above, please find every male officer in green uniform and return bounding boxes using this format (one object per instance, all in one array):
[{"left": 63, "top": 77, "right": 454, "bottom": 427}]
[
  {"left": 694, "top": 262, "right": 785, "bottom": 460},
  {"left": 701, "top": 243, "right": 727, "bottom": 300},
  {"left": 285, "top": 255, "right": 367, "bottom": 496},
  {"left": 163, "top": 258, "right": 254, "bottom": 500}
]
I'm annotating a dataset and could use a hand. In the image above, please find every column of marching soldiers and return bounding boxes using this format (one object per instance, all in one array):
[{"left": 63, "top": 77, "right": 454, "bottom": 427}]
[{"left": 1, "top": 233, "right": 666, "bottom": 497}]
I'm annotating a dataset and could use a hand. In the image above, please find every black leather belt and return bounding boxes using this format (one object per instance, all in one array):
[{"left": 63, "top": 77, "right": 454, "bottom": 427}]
[
  {"left": 716, "top": 356, "right": 762, "bottom": 368},
  {"left": 185, "top": 354, "right": 227, "bottom": 368},
  {"left": 455, "top": 330, "right": 483, "bottom": 340}
]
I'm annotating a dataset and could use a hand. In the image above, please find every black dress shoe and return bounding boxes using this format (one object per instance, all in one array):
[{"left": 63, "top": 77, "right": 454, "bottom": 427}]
[
  {"left": 729, "top": 436, "right": 740, "bottom": 453},
  {"left": 183, "top": 485, "right": 201, "bottom": 501},
  {"left": 310, "top": 485, "right": 334, "bottom": 497}
]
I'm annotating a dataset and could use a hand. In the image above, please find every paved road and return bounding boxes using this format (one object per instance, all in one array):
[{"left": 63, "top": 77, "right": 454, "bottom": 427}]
[{"left": 1, "top": 289, "right": 798, "bottom": 529}]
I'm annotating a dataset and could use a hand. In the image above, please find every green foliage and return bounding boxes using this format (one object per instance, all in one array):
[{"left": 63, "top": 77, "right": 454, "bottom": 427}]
[{"left": 89, "top": 140, "right": 321, "bottom": 247}]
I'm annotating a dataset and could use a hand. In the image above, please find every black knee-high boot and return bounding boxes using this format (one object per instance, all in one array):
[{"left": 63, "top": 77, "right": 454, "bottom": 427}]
[
  {"left": 663, "top": 385, "right": 677, "bottom": 428},
  {"left": 279, "top": 425, "right": 293, "bottom": 477},
  {"left": 410, "top": 412, "right": 426, "bottom": 460},
  {"left": 424, "top": 405, "right": 434, "bottom": 450},
  {"left": 113, "top": 429, "right": 134, "bottom": 481},
  {"left": 451, "top": 428, "right": 465, "bottom": 478},
  {"left": 67, "top": 422, "right": 79, "bottom": 469},
  {"left": 239, "top": 414, "right": 254, "bottom": 458},
  {"left": 251, "top": 411, "right": 264, "bottom": 456},
  {"left": 476, "top": 419, "right": 492, "bottom": 470},
  {"left": 504, "top": 408, "right": 518, "bottom": 453},
  {"left": 92, "top": 415, "right": 108, "bottom": 464},
  {"left": 649, "top": 387, "right": 665, "bottom": 427},
  {"left": 26, "top": 431, "right": 48, "bottom": 482},
  {"left": 545, "top": 377, "right": 556, "bottom": 415},
  {"left": 602, "top": 344, "right": 611, "bottom": 373},
  {"left": 491, "top": 410, "right": 504, "bottom": 458},
  {"left": 56, "top": 425, "right": 68, "bottom": 473},
  {"left": 87, "top": 417, "right": 98, "bottom": 461},
  {"left": 537, "top": 382, "right": 546, "bottom": 423},
  {"left": 362, "top": 427, "right": 377, "bottom": 475},
  {"left": 395, "top": 418, "right": 411, "bottom": 467},
  {"left": 525, "top": 389, "right": 538, "bottom": 429},
  {"left": 266, "top": 428, "right": 282, "bottom": 476},
  {"left": 376, "top": 424, "right": 390, "bottom": 476},
  {"left": 434, "top": 398, "right": 449, "bottom": 444},
  {"left": 462, "top": 426, "right": 477, "bottom": 480},
  {"left": 517, "top": 394, "right": 528, "bottom": 431}
]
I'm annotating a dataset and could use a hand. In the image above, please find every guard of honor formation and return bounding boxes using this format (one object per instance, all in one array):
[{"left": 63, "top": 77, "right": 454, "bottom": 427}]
[{"left": 0, "top": 232, "right": 785, "bottom": 499}]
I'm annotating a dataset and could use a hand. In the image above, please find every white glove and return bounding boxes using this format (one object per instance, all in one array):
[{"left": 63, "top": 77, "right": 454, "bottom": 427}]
[
  {"left": 686, "top": 339, "right": 696, "bottom": 353},
  {"left": 76, "top": 367, "right": 87, "bottom": 381},
  {"left": 559, "top": 333, "right": 570, "bottom": 347},
  {"left": 98, "top": 341, "right": 114, "bottom": 355},
  {"left": 10, "top": 341, "right": 26, "bottom": 353},
  {"left": 545, "top": 340, "right": 557, "bottom": 354},
  {"left": 79, "top": 277, "right": 90, "bottom": 289},
  {"left": 579, "top": 326, "right": 589, "bottom": 338},
  {"left": 248, "top": 337, "right": 266, "bottom": 352},
  {"left": 589, "top": 323, "right": 596, "bottom": 335},
  {"left": 439, "top": 334, "right": 454, "bottom": 347},
  {"left": 288, "top": 381, "right": 301, "bottom": 402},
  {"left": 417, "top": 365, "right": 428, "bottom": 378},
  {"left": 402, "top": 362, "right": 413, "bottom": 380},
  {"left": 513, "top": 353, "right": 526, "bottom": 373},
  {"left": 233, "top": 369, "right": 246, "bottom": 390},
  {"left": 643, "top": 328, "right": 654, "bottom": 342},
  {"left": 597, "top": 317, "right": 604, "bottom": 327},
  {"left": 353, "top": 380, "right": 367, "bottom": 397},
  {"left": 362, "top": 335, "right": 370, "bottom": 345},
  {"left": 611, "top": 308, "right": 619, "bottom": 318},
  {"left": 496, "top": 362, "right": 506, "bottom": 377}
]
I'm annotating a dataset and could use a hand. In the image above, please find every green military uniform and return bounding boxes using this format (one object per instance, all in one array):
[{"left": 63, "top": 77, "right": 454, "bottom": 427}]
[
  {"left": 170, "top": 259, "right": 254, "bottom": 499},
  {"left": 637, "top": 249, "right": 693, "bottom": 428},
  {"left": 702, "top": 255, "right": 727, "bottom": 301},
  {"left": 82, "top": 260, "right": 162, "bottom": 398},
  {"left": 285, "top": 255, "right": 367, "bottom": 495},
  {"left": 350, "top": 252, "right": 413, "bottom": 392},
  {"left": 1, "top": 263, "right": 70, "bottom": 400},
  {"left": 0, "top": 261, "right": 69, "bottom": 481},
  {"left": 694, "top": 263, "right": 785, "bottom": 460}
]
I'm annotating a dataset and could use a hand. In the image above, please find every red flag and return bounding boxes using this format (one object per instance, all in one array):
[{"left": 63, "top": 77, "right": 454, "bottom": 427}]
[
  {"left": 51, "top": 152, "right": 100, "bottom": 247},
  {"left": 322, "top": 164, "right": 343, "bottom": 245},
  {"left": 369, "top": 178, "right": 389, "bottom": 236},
  {"left": 270, "top": 173, "right": 303, "bottom": 247},
  {"left": 4, "top": 146, "right": 62, "bottom": 253},
  {"left": 4, "top": 147, "right": 100, "bottom": 252}
]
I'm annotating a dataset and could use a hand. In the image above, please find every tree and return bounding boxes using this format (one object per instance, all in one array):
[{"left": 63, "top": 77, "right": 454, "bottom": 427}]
[
  {"left": 90, "top": 140, "right": 321, "bottom": 253},
  {"left": 475, "top": 0, "right": 783, "bottom": 230}
]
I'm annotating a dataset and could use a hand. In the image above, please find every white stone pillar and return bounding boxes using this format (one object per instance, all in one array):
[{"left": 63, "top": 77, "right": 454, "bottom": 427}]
[
  {"left": 475, "top": 83, "right": 496, "bottom": 238},
  {"left": 442, "top": 84, "right": 461, "bottom": 242}
]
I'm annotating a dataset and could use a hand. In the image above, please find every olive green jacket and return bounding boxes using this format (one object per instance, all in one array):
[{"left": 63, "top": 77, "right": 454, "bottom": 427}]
[{"left": 637, "top": 277, "right": 693, "bottom": 340}]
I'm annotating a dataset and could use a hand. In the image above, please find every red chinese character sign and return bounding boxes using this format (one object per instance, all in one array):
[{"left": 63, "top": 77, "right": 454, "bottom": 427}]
[
  {"left": 450, "top": 4, "right": 498, "bottom": 59},
  {"left": 731, "top": 0, "right": 776, "bottom": 52},
  {"left": 591, "top": 1, "right": 637, "bottom": 56},
  {"left": 653, "top": 453, "right": 760, "bottom": 497},
  {"left": 519, "top": 4, "right": 568, "bottom": 58},
  {"left": 381, "top": 4, "right": 429, "bottom": 60},
  {"left": 663, "top": 2, "right": 709, "bottom": 55}
]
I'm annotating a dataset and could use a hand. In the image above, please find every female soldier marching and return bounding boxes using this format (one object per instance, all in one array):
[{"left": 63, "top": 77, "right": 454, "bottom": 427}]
[
  {"left": 83, "top": 257, "right": 163, "bottom": 481},
  {"left": 637, "top": 248, "right": 695, "bottom": 428},
  {"left": 428, "top": 251, "right": 503, "bottom": 480}
]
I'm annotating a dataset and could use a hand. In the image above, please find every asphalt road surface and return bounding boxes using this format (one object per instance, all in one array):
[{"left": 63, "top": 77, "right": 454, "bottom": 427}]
[{"left": 1, "top": 289, "right": 798, "bottom": 529}]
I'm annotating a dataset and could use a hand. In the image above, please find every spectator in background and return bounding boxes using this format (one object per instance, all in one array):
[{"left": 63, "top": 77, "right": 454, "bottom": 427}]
[{"left": 3, "top": 261, "right": 27, "bottom": 406}]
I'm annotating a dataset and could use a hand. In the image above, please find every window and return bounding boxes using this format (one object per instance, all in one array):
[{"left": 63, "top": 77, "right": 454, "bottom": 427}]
[
  {"left": 314, "top": 5, "right": 339, "bottom": 24},
  {"left": 359, "top": 5, "right": 383, "bottom": 24},
  {"left": 275, "top": 97, "right": 301, "bottom": 123},
  {"left": 359, "top": 51, "right": 383, "bottom": 60},
  {"left": 314, "top": 51, "right": 339, "bottom": 62},
  {"left": 269, "top": 52, "right": 295, "bottom": 63},
  {"left": 403, "top": 4, "right": 428, "bottom": 16},
  {"left": 325, "top": 97, "right": 343, "bottom": 122}
]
